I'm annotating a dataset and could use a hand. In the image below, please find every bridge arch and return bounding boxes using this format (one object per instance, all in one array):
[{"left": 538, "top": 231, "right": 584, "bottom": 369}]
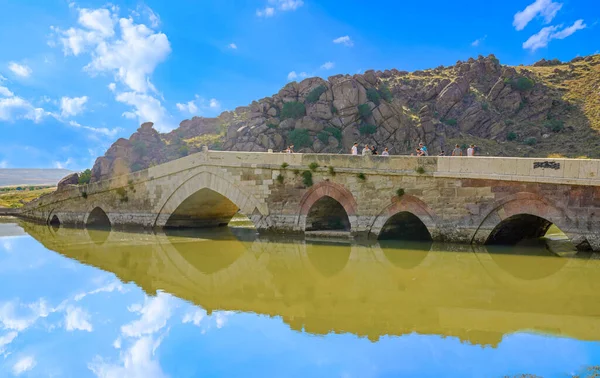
[
  {"left": 297, "top": 181, "right": 358, "bottom": 232},
  {"left": 472, "top": 192, "right": 573, "bottom": 247},
  {"left": 369, "top": 195, "right": 437, "bottom": 241},
  {"left": 85, "top": 207, "right": 111, "bottom": 229},
  {"left": 154, "top": 170, "right": 267, "bottom": 229}
]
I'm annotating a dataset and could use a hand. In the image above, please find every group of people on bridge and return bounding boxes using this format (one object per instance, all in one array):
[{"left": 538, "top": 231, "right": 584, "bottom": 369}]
[{"left": 281, "top": 142, "right": 477, "bottom": 157}]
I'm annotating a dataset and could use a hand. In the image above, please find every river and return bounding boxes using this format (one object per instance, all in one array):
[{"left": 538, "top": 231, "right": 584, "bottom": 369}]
[{"left": 1, "top": 218, "right": 600, "bottom": 377}]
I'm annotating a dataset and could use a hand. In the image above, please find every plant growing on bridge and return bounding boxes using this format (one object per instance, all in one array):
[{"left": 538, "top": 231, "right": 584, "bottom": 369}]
[
  {"left": 81, "top": 191, "right": 88, "bottom": 199},
  {"left": 78, "top": 169, "right": 92, "bottom": 185},
  {"left": 301, "top": 170, "right": 313, "bottom": 187},
  {"left": 280, "top": 162, "right": 289, "bottom": 169},
  {"left": 281, "top": 101, "right": 306, "bottom": 120},
  {"left": 357, "top": 172, "right": 366, "bottom": 181},
  {"left": 308, "top": 162, "right": 320, "bottom": 172},
  {"left": 115, "top": 187, "right": 129, "bottom": 203},
  {"left": 396, "top": 188, "right": 405, "bottom": 197},
  {"left": 276, "top": 174, "right": 285, "bottom": 185},
  {"left": 415, "top": 166, "right": 426, "bottom": 174},
  {"left": 293, "top": 169, "right": 300, "bottom": 176},
  {"left": 305, "top": 85, "right": 327, "bottom": 103},
  {"left": 328, "top": 166, "right": 336, "bottom": 176}
]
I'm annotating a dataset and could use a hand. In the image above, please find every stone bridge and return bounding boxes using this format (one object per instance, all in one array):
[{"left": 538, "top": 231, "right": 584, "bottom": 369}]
[
  {"left": 20, "top": 222, "right": 600, "bottom": 346},
  {"left": 20, "top": 150, "right": 600, "bottom": 250}
]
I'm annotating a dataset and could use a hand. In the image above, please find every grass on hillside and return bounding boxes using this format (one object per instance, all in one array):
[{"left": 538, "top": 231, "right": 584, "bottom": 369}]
[{"left": 0, "top": 187, "right": 56, "bottom": 208}]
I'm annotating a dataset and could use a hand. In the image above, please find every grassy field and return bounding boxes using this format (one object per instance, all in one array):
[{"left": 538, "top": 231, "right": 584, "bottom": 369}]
[{"left": 0, "top": 187, "right": 56, "bottom": 208}]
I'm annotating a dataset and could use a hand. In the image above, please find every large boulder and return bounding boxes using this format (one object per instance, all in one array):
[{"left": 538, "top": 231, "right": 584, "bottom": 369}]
[{"left": 57, "top": 173, "right": 79, "bottom": 191}]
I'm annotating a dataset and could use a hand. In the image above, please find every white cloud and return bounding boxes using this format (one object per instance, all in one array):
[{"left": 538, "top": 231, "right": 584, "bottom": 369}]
[
  {"left": 333, "top": 35, "right": 354, "bottom": 47},
  {"left": 60, "top": 96, "right": 88, "bottom": 117},
  {"left": 108, "top": 82, "right": 116, "bottom": 91},
  {"left": 513, "top": 0, "right": 563, "bottom": 31},
  {"left": 275, "top": 0, "right": 304, "bottom": 11},
  {"left": 182, "top": 310, "right": 206, "bottom": 326},
  {"left": 0, "top": 96, "right": 46, "bottom": 123},
  {"left": 121, "top": 293, "right": 172, "bottom": 338},
  {"left": 0, "top": 160, "right": 7, "bottom": 169},
  {"left": 138, "top": 5, "right": 160, "bottom": 28},
  {"left": 0, "top": 331, "right": 18, "bottom": 356},
  {"left": 209, "top": 98, "right": 220, "bottom": 109},
  {"left": 287, "top": 71, "right": 308, "bottom": 81},
  {"left": 78, "top": 8, "right": 116, "bottom": 37},
  {"left": 53, "top": 158, "right": 74, "bottom": 169},
  {"left": 176, "top": 101, "right": 198, "bottom": 114},
  {"left": 84, "top": 17, "right": 171, "bottom": 93},
  {"left": 256, "top": 7, "right": 275, "bottom": 17},
  {"left": 228, "top": 43, "right": 237, "bottom": 49},
  {"left": 113, "top": 337, "right": 122, "bottom": 349},
  {"left": 89, "top": 336, "right": 167, "bottom": 378},
  {"left": 523, "top": 19, "right": 586, "bottom": 51},
  {"left": 471, "top": 35, "right": 487, "bottom": 47},
  {"left": 8, "top": 63, "right": 32, "bottom": 78},
  {"left": 74, "top": 281, "right": 126, "bottom": 301},
  {"left": 0, "top": 86, "right": 14, "bottom": 97},
  {"left": 12, "top": 356, "right": 36, "bottom": 376},
  {"left": 0, "top": 74, "right": 6, "bottom": 81},
  {"left": 320, "top": 61, "right": 335, "bottom": 70},
  {"left": 67, "top": 121, "right": 121, "bottom": 137},
  {"left": 65, "top": 306, "right": 93, "bottom": 332},
  {"left": 115, "top": 91, "right": 172, "bottom": 132}
]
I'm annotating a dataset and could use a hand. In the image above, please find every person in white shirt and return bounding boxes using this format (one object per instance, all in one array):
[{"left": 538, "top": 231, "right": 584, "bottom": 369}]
[
  {"left": 351, "top": 143, "right": 358, "bottom": 155},
  {"left": 381, "top": 148, "right": 390, "bottom": 156},
  {"left": 467, "top": 144, "right": 475, "bottom": 156},
  {"left": 362, "top": 144, "right": 372, "bottom": 156}
]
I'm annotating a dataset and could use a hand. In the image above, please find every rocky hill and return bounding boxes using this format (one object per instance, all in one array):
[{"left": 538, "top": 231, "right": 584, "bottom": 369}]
[{"left": 90, "top": 54, "right": 600, "bottom": 182}]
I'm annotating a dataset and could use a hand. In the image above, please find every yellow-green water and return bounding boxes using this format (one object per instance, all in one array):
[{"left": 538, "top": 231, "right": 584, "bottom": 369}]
[{"left": 2, "top": 219, "right": 600, "bottom": 377}]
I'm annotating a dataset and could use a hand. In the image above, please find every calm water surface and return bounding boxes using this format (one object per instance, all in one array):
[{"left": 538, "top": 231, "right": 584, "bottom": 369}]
[{"left": 1, "top": 219, "right": 600, "bottom": 377}]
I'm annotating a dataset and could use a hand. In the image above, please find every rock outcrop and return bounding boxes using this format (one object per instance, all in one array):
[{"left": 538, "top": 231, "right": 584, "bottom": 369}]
[
  {"left": 57, "top": 173, "right": 79, "bottom": 191},
  {"left": 89, "top": 54, "right": 600, "bottom": 182}
]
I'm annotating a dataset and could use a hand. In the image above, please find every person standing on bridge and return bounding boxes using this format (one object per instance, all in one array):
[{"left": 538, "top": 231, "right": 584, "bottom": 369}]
[
  {"left": 418, "top": 142, "right": 429, "bottom": 156},
  {"left": 467, "top": 144, "right": 475, "bottom": 157},
  {"left": 362, "top": 144, "right": 372, "bottom": 156},
  {"left": 381, "top": 148, "right": 390, "bottom": 156},
  {"left": 351, "top": 143, "right": 358, "bottom": 155},
  {"left": 452, "top": 144, "right": 463, "bottom": 156}
]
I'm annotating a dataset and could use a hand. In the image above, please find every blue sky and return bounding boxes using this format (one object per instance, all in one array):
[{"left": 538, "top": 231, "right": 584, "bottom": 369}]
[{"left": 0, "top": 0, "right": 597, "bottom": 170}]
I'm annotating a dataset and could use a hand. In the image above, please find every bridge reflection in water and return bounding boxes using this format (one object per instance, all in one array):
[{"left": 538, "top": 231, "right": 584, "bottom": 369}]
[{"left": 20, "top": 221, "right": 600, "bottom": 347}]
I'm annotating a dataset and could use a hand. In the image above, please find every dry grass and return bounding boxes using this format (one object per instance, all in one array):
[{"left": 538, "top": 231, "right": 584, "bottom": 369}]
[{"left": 0, "top": 187, "right": 56, "bottom": 208}]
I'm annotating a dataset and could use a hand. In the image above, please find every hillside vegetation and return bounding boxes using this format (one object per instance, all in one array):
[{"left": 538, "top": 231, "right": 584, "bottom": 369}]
[
  {"left": 0, "top": 187, "right": 56, "bottom": 208},
  {"left": 88, "top": 54, "right": 600, "bottom": 182}
]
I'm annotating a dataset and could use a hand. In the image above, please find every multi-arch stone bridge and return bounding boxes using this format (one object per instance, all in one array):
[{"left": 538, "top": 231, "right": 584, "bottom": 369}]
[
  {"left": 20, "top": 150, "right": 600, "bottom": 250},
  {"left": 19, "top": 222, "right": 600, "bottom": 346}
]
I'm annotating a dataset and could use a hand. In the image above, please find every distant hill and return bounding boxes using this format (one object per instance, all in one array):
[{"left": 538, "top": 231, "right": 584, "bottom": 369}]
[{"left": 0, "top": 169, "right": 74, "bottom": 187}]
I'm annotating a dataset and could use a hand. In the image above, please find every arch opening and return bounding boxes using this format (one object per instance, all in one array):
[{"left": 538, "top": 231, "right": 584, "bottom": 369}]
[
  {"left": 49, "top": 215, "right": 60, "bottom": 230},
  {"left": 164, "top": 188, "right": 254, "bottom": 230},
  {"left": 305, "top": 196, "right": 351, "bottom": 232},
  {"left": 378, "top": 212, "right": 432, "bottom": 242},
  {"left": 485, "top": 214, "right": 555, "bottom": 246},
  {"left": 86, "top": 207, "right": 111, "bottom": 229}
]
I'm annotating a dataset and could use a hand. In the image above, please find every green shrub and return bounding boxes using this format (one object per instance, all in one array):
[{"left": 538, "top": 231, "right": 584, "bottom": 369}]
[
  {"left": 317, "top": 131, "right": 330, "bottom": 145},
  {"left": 78, "top": 169, "right": 92, "bottom": 185},
  {"left": 130, "top": 163, "right": 144, "bottom": 172},
  {"left": 308, "top": 162, "right": 319, "bottom": 172},
  {"left": 301, "top": 170, "right": 313, "bottom": 187},
  {"left": 357, "top": 172, "right": 366, "bottom": 181},
  {"left": 544, "top": 119, "right": 564, "bottom": 132},
  {"left": 280, "top": 162, "right": 289, "bottom": 169},
  {"left": 276, "top": 174, "right": 284, "bottom": 184},
  {"left": 358, "top": 104, "right": 372, "bottom": 119},
  {"left": 81, "top": 191, "right": 88, "bottom": 199},
  {"left": 524, "top": 137, "right": 537, "bottom": 146},
  {"left": 415, "top": 166, "right": 426, "bottom": 174},
  {"left": 507, "top": 131, "right": 518, "bottom": 141},
  {"left": 331, "top": 105, "right": 338, "bottom": 115},
  {"left": 490, "top": 57, "right": 500, "bottom": 65},
  {"left": 379, "top": 85, "right": 393, "bottom": 102},
  {"left": 324, "top": 126, "right": 342, "bottom": 141},
  {"left": 267, "top": 123, "right": 278, "bottom": 129},
  {"left": 281, "top": 101, "right": 306, "bottom": 120},
  {"left": 178, "top": 145, "right": 189, "bottom": 157},
  {"left": 132, "top": 140, "right": 147, "bottom": 156},
  {"left": 442, "top": 118, "right": 457, "bottom": 126},
  {"left": 293, "top": 169, "right": 300, "bottom": 176},
  {"left": 306, "top": 85, "right": 327, "bottom": 103},
  {"left": 396, "top": 188, "right": 405, "bottom": 197},
  {"left": 504, "top": 119, "right": 515, "bottom": 126},
  {"left": 481, "top": 102, "right": 489, "bottom": 111},
  {"left": 287, "top": 129, "right": 311, "bottom": 148},
  {"left": 366, "top": 88, "right": 381, "bottom": 105},
  {"left": 508, "top": 77, "right": 535, "bottom": 91},
  {"left": 358, "top": 123, "right": 377, "bottom": 135},
  {"left": 328, "top": 166, "right": 336, "bottom": 176}
]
